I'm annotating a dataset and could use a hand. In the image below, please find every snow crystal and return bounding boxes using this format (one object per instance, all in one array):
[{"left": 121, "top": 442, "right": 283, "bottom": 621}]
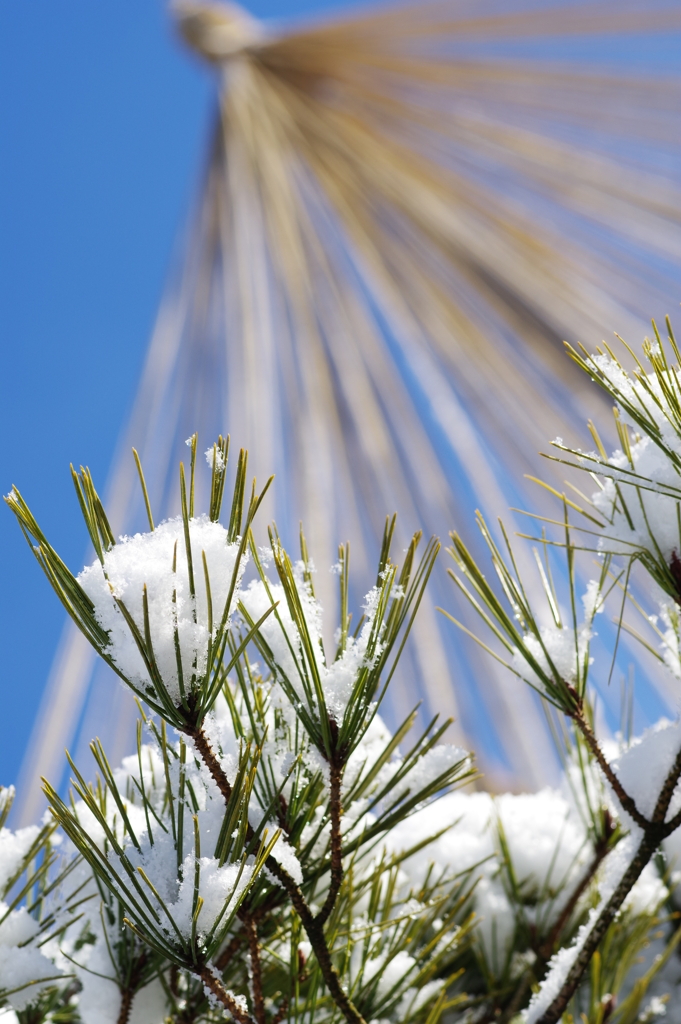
[
  {"left": 79, "top": 516, "right": 244, "bottom": 703},
  {"left": 204, "top": 446, "right": 225, "bottom": 471}
]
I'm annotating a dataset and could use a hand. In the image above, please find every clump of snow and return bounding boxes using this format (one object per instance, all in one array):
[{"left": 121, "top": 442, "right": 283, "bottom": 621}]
[
  {"left": 78, "top": 516, "right": 244, "bottom": 703},
  {"left": 240, "top": 569, "right": 387, "bottom": 721},
  {"left": 389, "top": 745, "right": 469, "bottom": 806},
  {"left": 524, "top": 925, "right": 585, "bottom": 1024},
  {"left": 0, "top": 825, "right": 41, "bottom": 893},
  {"left": 609, "top": 718, "right": 681, "bottom": 826},
  {"left": 512, "top": 624, "right": 591, "bottom": 691},
  {"left": 495, "top": 790, "right": 589, "bottom": 898},
  {"left": 586, "top": 361, "right": 681, "bottom": 561},
  {"left": 387, "top": 784, "right": 590, "bottom": 975},
  {"left": 0, "top": 905, "right": 60, "bottom": 1011},
  {"left": 172, "top": 856, "right": 254, "bottom": 939}
]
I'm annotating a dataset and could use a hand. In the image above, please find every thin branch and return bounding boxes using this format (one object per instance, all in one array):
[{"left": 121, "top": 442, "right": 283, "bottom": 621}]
[
  {"left": 535, "top": 830, "right": 658, "bottom": 1024},
  {"left": 117, "top": 988, "right": 134, "bottom": 1024},
  {"left": 492, "top": 825, "right": 613, "bottom": 1024},
  {"left": 116, "top": 949, "right": 148, "bottom": 1024},
  {"left": 215, "top": 930, "right": 245, "bottom": 972},
  {"left": 571, "top": 707, "right": 649, "bottom": 830},
  {"left": 198, "top": 966, "right": 256, "bottom": 1024},
  {"left": 188, "top": 727, "right": 232, "bottom": 804},
  {"left": 537, "top": 742, "right": 681, "bottom": 1024},
  {"left": 189, "top": 727, "right": 367, "bottom": 1024},
  {"left": 242, "top": 913, "right": 266, "bottom": 1024},
  {"left": 652, "top": 744, "right": 681, "bottom": 823},
  {"left": 316, "top": 759, "right": 343, "bottom": 927},
  {"left": 264, "top": 854, "right": 366, "bottom": 1024},
  {"left": 271, "top": 998, "right": 289, "bottom": 1024},
  {"left": 536, "top": 814, "right": 614, "bottom": 961}
]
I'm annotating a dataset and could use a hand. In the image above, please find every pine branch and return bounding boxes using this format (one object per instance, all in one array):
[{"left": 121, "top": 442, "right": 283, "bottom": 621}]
[
  {"left": 188, "top": 727, "right": 367, "bottom": 1024},
  {"left": 536, "top": 831, "right": 658, "bottom": 1024},
  {"left": 316, "top": 759, "right": 343, "bottom": 927},
  {"left": 198, "top": 967, "right": 256, "bottom": 1024},
  {"left": 242, "top": 914, "right": 265, "bottom": 1024},
  {"left": 215, "top": 931, "right": 245, "bottom": 972},
  {"left": 117, "top": 988, "right": 134, "bottom": 1024},
  {"left": 535, "top": 814, "right": 614, "bottom": 962},
  {"left": 537, "top": 744, "right": 681, "bottom": 1024},
  {"left": 570, "top": 702, "right": 649, "bottom": 830}
]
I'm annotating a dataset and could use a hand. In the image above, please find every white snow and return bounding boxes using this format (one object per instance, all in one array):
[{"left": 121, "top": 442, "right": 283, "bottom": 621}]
[
  {"left": 78, "top": 516, "right": 244, "bottom": 703},
  {"left": 240, "top": 571, "right": 386, "bottom": 721}
]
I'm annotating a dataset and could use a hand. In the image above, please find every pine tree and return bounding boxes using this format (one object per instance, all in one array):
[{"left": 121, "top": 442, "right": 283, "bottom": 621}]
[{"left": 5, "top": 324, "right": 681, "bottom": 1023}]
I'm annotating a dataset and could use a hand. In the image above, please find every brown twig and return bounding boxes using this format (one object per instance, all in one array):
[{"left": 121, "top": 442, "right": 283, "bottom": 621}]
[
  {"left": 189, "top": 726, "right": 367, "bottom": 1024},
  {"left": 198, "top": 966, "right": 257, "bottom": 1024},
  {"left": 116, "top": 950, "right": 149, "bottom": 1024},
  {"left": 570, "top": 708, "right": 649, "bottom": 830},
  {"left": 271, "top": 997, "right": 289, "bottom": 1024},
  {"left": 536, "top": 814, "right": 615, "bottom": 962},
  {"left": 260, "top": 845, "right": 366, "bottom": 1024},
  {"left": 536, "top": 831, "right": 657, "bottom": 1024},
  {"left": 493, "top": 822, "right": 615, "bottom": 1024},
  {"left": 188, "top": 726, "right": 233, "bottom": 803},
  {"left": 215, "top": 930, "right": 245, "bottom": 972},
  {"left": 242, "top": 913, "right": 266, "bottom": 1024},
  {"left": 116, "top": 987, "right": 134, "bottom": 1024},
  {"left": 316, "top": 759, "right": 344, "bottom": 926},
  {"left": 537, "top": 743, "right": 681, "bottom": 1024}
]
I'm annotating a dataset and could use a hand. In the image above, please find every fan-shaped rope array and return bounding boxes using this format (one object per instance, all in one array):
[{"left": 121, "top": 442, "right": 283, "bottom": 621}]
[{"left": 16, "top": 0, "right": 681, "bottom": 823}]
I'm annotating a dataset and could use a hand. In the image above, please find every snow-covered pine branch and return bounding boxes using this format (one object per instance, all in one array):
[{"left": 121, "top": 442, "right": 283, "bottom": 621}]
[{"left": 7, "top": 322, "right": 681, "bottom": 1023}]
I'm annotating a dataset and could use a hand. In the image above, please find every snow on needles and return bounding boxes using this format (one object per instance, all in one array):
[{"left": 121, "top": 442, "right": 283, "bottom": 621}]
[
  {"left": 586, "top": 359, "right": 681, "bottom": 561},
  {"left": 610, "top": 718, "right": 681, "bottom": 827},
  {"left": 78, "top": 516, "right": 243, "bottom": 703},
  {"left": 241, "top": 572, "right": 385, "bottom": 721},
  {"left": 524, "top": 718, "right": 681, "bottom": 1024}
]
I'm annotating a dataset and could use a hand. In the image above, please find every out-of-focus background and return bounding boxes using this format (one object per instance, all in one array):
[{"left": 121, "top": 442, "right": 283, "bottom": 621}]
[
  {"left": 2, "top": 1, "right": 681, "bottom": 810},
  {"left": 1, "top": 0, "right": 349, "bottom": 786}
]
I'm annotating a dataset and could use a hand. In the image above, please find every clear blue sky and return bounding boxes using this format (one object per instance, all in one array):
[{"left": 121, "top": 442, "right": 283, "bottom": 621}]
[{"left": 0, "top": 0, "right": 365, "bottom": 789}]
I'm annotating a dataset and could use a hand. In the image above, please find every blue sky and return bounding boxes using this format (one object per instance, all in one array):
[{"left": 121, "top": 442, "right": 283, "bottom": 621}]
[{"left": 0, "top": 0, "right": 363, "bottom": 787}]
